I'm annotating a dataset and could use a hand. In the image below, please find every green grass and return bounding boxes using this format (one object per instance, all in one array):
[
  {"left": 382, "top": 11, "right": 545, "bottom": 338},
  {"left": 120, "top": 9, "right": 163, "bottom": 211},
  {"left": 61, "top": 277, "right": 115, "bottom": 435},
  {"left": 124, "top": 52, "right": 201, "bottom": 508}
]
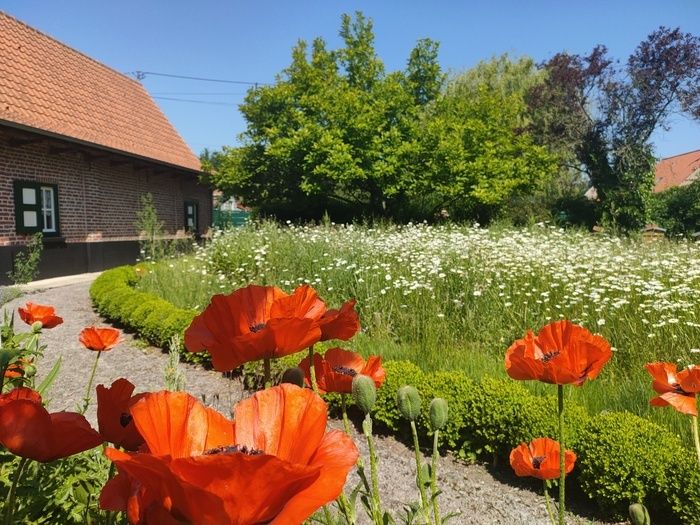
[{"left": 137, "top": 221, "right": 700, "bottom": 443}]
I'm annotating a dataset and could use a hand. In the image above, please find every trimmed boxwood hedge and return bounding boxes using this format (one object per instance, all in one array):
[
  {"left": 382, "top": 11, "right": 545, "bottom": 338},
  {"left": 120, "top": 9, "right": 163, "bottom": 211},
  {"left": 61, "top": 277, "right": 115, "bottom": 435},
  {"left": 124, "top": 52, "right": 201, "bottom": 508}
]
[{"left": 90, "top": 265, "right": 696, "bottom": 524}]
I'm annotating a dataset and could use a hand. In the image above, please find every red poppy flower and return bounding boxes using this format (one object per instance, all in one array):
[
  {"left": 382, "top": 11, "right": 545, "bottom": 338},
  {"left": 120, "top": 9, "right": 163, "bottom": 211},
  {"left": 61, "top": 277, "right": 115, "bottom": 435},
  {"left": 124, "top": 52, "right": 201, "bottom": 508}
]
[
  {"left": 101, "top": 384, "right": 358, "bottom": 525},
  {"left": 184, "top": 284, "right": 327, "bottom": 371},
  {"left": 0, "top": 387, "right": 103, "bottom": 462},
  {"left": 319, "top": 299, "right": 361, "bottom": 341},
  {"left": 79, "top": 327, "right": 122, "bottom": 351},
  {"left": 3, "top": 358, "right": 30, "bottom": 379},
  {"left": 298, "top": 347, "right": 385, "bottom": 394},
  {"left": 18, "top": 302, "right": 63, "bottom": 329},
  {"left": 505, "top": 320, "right": 612, "bottom": 386},
  {"left": 510, "top": 437, "right": 576, "bottom": 480},
  {"left": 645, "top": 362, "right": 700, "bottom": 416},
  {"left": 97, "top": 378, "right": 145, "bottom": 451}
]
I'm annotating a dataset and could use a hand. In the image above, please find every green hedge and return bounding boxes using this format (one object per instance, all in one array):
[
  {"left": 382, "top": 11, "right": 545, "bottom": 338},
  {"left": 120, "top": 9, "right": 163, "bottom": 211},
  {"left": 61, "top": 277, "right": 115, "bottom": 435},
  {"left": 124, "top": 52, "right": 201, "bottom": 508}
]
[
  {"left": 89, "top": 266, "right": 208, "bottom": 366},
  {"left": 91, "top": 265, "right": 696, "bottom": 524}
]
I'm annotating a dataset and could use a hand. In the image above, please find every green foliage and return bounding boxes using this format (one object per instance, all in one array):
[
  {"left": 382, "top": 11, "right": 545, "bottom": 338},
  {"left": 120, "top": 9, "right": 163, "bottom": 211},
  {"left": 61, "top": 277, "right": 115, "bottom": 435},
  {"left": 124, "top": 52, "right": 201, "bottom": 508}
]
[
  {"left": 574, "top": 411, "right": 695, "bottom": 521},
  {"left": 0, "top": 449, "right": 109, "bottom": 524},
  {"left": 134, "top": 192, "right": 168, "bottom": 261},
  {"left": 650, "top": 180, "right": 700, "bottom": 236},
  {"left": 89, "top": 266, "right": 202, "bottom": 365},
  {"left": 7, "top": 232, "right": 43, "bottom": 284}
]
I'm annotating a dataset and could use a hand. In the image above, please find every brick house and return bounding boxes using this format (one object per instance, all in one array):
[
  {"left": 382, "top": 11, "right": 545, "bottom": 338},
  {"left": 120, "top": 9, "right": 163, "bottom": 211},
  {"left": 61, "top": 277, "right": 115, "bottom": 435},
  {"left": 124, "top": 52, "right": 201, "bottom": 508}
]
[
  {"left": 654, "top": 149, "right": 700, "bottom": 192},
  {"left": 0, "top": 12, "right": 211, "bottom": 284}
]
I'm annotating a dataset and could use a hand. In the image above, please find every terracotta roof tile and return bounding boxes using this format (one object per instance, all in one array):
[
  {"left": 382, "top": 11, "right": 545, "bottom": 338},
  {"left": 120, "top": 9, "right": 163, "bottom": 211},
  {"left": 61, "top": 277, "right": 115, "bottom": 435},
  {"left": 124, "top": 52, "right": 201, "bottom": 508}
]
[
  {"left": 654, "top": 149, "right": 700, "bottom": 192},
  {"left": 0, "top": 11, "right": 201, "bottom": 171}
]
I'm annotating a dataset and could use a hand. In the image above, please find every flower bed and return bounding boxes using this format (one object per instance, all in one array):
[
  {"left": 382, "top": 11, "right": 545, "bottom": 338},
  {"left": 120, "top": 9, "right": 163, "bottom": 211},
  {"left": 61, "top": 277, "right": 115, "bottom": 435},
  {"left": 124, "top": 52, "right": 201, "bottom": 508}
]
[{"left": 90, "top": 265, "right": 700, "bottom": 522}]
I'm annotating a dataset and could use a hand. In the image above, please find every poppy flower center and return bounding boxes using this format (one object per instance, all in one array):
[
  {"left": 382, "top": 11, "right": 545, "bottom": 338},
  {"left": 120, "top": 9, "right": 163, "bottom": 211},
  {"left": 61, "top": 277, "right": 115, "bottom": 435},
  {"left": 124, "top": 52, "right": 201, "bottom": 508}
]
[
  {"left": 249, "top": 323, "right": 266, "bottom": 333},
  {"left": 204, "top": 444, "right": 264, "bottom": 456},
  {"left": 332, "top": 366, "right": 358, "bottom": 377},
  {"left": 119, "top": 413, "right": 133, "bottom": 427},
  {"left": 532, "top": 455, "right": 546, "bottom": 469},
  {"left": 540, "top": 350, "right": 561, "bottom": 363}
]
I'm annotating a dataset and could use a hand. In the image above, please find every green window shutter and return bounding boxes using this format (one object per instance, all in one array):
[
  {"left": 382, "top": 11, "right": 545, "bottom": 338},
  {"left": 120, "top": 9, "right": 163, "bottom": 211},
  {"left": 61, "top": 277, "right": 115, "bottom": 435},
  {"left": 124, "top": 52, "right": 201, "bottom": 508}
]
[{"left": 13, "top": 181, "right": 41, "bottom": 234}]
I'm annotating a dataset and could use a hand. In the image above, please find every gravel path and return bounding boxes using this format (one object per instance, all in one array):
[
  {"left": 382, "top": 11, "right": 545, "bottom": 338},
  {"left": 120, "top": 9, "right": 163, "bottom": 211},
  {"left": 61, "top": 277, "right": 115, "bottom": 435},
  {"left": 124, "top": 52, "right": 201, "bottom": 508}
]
[{"left": 1, "top": 280, "right": 610, "bottom": 525}]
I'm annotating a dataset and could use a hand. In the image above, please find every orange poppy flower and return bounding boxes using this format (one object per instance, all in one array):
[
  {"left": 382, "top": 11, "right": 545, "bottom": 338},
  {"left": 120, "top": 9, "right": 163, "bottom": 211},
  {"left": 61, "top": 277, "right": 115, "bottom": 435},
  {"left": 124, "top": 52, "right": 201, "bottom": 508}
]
[
  {"left": 79, "top": 327, "right": 122, "bottom": 351},
  {"left": 319, "top": 299, "right": 361, "bottom": 341},
  {"left": 18, "top": 302, "right": 63, "bottom": 329},
  {"left": 298, "top": 347, "right": 385, "bottom": 394},
  {"left": 96, "top": 378, "right": 145, "bottom": 451},
  {"left": 3, "top": 358, "right": 30, "bottom": 379},
  {"left": 505, "top": 320, "right": 612, "bottom": 386},
  {"left": 101, "top": 384, "right": 358, "bottom": 525},
  {"left": 510, "top": 437, "right": 576, "bottom": 480},
  {"left": 0, "top": 387, "right": 103, "bottom": 462},
  {"left": 184, "top": 284, "right": 327, "bottom": 371},
  {"left": 645, "top": 362, "right": 700, "bottom": 416}
]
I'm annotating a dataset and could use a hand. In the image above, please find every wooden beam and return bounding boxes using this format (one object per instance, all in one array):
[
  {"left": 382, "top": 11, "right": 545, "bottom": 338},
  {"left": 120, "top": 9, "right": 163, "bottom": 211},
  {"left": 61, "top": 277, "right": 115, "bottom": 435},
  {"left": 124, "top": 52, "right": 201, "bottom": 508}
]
[
  {"left": 7, "top": 137, "right": 43, "bottom": 148},
  {"left": 110, "top": 159, "right": 131, "bottom": 167},
  {"left": 82, "top": 152, "right": 109, "bottom": 162},
  {"left": 49, "top": 146, "right": 78, "bottom": 155},
  {"left": 133, "top": 164, "right": 150, "bottom": 172}
]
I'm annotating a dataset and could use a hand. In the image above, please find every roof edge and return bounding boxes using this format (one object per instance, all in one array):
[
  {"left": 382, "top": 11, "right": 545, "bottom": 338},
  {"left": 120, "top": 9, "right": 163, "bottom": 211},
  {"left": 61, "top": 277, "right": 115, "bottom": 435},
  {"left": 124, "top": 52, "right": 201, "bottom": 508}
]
[
  {"left": 659, "top": 148, "right": 700, "bottom": 161},
  {"left": 0, "top": 119, "right": 202, "bottom": 174}
]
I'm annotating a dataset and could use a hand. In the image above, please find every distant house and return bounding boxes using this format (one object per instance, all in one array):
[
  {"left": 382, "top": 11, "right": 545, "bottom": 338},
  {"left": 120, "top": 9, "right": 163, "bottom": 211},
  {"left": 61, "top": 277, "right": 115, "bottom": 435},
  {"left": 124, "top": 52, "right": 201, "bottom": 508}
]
[
  {"left": 654, "top": 149, "right": 700, "bottom": 192},
  {"left": 0, "top": 12, "right": 211, "bottom": 284}
]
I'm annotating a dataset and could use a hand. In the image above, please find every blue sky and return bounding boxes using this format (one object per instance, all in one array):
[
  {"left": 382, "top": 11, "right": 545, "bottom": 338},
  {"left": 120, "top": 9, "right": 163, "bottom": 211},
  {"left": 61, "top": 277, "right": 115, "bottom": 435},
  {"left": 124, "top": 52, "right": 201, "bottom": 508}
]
[{"left": 3, "top": 0, "right": 700, "bottom": 159}]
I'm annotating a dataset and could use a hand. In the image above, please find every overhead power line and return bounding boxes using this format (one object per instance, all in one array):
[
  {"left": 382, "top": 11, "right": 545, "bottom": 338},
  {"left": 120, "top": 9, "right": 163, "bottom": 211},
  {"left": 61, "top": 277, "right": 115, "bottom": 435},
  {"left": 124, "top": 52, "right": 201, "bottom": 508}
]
[
  {"left": 152, "top": 96, "right": 237, "bottom": 106},
  {"left": 150, "top": 91, "right": 247, "bottom": 96},
  {"left": 129, "top": 70, "right": 265, "bottom": 86}
]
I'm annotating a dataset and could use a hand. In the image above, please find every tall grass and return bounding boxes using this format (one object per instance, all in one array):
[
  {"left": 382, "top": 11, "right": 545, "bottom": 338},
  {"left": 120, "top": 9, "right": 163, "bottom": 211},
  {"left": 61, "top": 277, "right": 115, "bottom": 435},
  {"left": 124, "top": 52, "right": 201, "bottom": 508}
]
[{"left": 138, "top": 221, "right": 700, "bottom": 441}]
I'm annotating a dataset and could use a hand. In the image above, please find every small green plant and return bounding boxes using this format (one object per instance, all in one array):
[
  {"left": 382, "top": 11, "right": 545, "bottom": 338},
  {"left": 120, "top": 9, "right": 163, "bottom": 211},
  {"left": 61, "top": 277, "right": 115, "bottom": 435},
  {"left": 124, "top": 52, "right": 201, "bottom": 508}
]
[
  {"left": 165, "top": 334, "right": 186, "bottom": 391},
  {"left": 6, "top": 232, "right": 43, "bottom": 284},
  {"left": 135, "top": 193, "right": 166, "bottom": 261}
]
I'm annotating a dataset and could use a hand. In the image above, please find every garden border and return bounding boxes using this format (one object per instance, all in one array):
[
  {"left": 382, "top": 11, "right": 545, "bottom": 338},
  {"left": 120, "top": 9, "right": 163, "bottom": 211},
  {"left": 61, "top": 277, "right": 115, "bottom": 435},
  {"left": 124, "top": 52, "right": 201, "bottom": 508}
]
[{"left": 90, "top": 265, "right": 700, "bottom": 523}]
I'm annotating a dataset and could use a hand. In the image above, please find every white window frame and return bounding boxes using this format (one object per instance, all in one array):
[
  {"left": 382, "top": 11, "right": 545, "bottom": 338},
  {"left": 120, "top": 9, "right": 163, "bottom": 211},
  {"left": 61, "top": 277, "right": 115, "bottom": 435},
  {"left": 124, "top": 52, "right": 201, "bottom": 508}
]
[{"left": 40, "top": 186, "right": 56, "bottom": 233}]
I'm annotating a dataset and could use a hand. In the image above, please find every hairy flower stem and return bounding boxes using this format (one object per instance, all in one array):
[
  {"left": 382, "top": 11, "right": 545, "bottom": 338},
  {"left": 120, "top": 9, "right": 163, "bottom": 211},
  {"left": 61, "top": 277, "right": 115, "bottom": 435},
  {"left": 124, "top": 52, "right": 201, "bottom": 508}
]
[
  {"left": 692, "top": 415, "right": 700, "bottom": 469},
  {"left": 308, "top": 345, "right": 319, "bottom": 394},
  {"left": 557, "top": 384, "right": 565, "bottom": 525},
  {"left": 81, "top": 351, "right": 102, "bottom": 414},
  {"left": 342, "top": 395, "right": 371, "bottom": 500},
  {"left": 431, "top": 430, "right": 441, "bottom": 525},
  {"left": 543, "top": 481, "right": 556, "bottom": 525},
  {"left": 410, "top": 420, "right": 430, "bottom": 523},
  {"left": 3, "top": 457, "right": 28, "bottom": 525},
  {"left": 363, "top": 414, "right": 383, "bottom": 524},
  {"left": 263, "top": 358, "right": 271, "bottom": 389}
]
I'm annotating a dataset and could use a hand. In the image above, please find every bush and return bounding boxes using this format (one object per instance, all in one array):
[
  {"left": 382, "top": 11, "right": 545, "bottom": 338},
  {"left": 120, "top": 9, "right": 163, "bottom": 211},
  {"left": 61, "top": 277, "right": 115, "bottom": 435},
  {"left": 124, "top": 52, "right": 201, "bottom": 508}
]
[{"left": 574, "top": 411, "right": 694, "bottom": 522}]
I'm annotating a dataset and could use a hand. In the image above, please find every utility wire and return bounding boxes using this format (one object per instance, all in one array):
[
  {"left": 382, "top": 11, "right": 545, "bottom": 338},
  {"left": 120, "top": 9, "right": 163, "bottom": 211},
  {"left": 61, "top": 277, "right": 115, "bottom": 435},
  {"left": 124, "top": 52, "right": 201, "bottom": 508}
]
[
  {"left": 152, "top": 96, "right": 237, "bottom": 106},
  {"left": 129, "top": 70, "right": 265, "bottom": 86},
  {"left": 150, "top": 91, "right": 247, "bottom": 96}
]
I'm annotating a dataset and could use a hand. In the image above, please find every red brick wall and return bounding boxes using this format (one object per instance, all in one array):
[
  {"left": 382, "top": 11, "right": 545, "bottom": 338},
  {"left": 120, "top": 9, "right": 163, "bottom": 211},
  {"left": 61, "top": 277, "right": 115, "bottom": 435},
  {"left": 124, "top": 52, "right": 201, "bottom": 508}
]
[{"left": 0, "top": 134, "right": 211, "bottom": 247}]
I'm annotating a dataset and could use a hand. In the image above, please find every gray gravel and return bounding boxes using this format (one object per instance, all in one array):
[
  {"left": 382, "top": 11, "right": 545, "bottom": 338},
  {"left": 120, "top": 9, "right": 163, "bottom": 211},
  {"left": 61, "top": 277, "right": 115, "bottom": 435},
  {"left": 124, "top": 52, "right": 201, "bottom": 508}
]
[{"left": 1, "top": 279, "right": 612, "bottom": 525}]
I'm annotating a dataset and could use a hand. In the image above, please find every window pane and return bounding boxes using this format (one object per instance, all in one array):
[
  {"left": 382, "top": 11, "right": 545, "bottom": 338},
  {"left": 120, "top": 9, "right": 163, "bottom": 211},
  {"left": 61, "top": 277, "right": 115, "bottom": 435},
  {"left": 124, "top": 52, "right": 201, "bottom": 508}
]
[
  {"left": 22, "top": 188, "right": 36, "bottom": 205},
  {"left": 44, "top": 212, "right": 53, "bottom": 231},
  {"left": 187, "top": 205, "right": 193, "bottom": 215},
  {"left": 23, "top": 211, "right": 38, "bottom": 227},
  {"left": 43, "top": 188, "right": 53, "bottom": 211}
]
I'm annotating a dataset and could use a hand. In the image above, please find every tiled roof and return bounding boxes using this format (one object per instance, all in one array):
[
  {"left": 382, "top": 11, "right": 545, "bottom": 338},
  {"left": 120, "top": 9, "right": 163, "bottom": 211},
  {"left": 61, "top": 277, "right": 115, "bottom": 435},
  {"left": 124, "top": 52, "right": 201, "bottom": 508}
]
[
  {"left": 654, "top": 149, "right": 700, "bottom": 192},
  {"left": 0, "top": 11, "right": 200, "bottom": 172}
]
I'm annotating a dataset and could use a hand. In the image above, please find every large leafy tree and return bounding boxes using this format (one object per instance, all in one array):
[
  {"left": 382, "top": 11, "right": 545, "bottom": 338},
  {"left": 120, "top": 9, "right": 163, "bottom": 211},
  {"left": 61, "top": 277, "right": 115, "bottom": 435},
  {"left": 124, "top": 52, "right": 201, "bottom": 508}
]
[{"left": 529, "top": 27, "right": 700, "bottom": 231}]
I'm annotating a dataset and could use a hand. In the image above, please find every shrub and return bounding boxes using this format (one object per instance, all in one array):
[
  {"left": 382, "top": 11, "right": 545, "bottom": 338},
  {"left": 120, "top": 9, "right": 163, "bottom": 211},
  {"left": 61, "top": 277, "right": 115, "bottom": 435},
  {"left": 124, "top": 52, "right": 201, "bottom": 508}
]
[
  {"left": 7, "top": 232, "right": 43, "bottom": 284},
  {"left": 574, "top": 411, "right": 691, "bottom": 521}
]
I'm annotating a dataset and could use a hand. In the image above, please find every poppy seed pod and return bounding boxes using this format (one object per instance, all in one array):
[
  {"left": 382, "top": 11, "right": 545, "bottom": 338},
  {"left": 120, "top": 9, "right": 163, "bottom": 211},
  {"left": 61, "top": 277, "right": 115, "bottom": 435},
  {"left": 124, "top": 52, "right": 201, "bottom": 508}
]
[
  {"left": 429, "top": 397, "right": 448, "bottom": 430},
  {"left": 31, "top": 321, "right": 43, "bottom": 332},
  {"left": 280, "top": 367, "right": 305, "bottom": 388},
  {"left": 352, "top": 374, "right": 377, "bottom": 414},
  {"left": 397, "top": 385, "right": 421, "bottom": 421},
  {"left": 628, "top": 503, "right": 650, "bottom": 525}
]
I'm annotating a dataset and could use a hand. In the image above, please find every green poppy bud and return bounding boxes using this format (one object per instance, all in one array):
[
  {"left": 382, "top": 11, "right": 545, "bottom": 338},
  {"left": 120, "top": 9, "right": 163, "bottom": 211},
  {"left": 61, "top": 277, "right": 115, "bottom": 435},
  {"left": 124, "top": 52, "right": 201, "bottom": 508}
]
[
  {"left": 31, "top": 321, "right": 43, "bottom": 333},
  {"left": 280, "top": 367, "right": 305, "bottom": 388},
  {"left": 628, "top": 503, "right": 650, "bottom": 525},
  {"left": 429, "top": 397, "right": 448, "bottom": 430},
  {"left": 352, "top": 374, "right": 377, "bottom": 414},
  {"left": 397, "top": 385, "right": 421, "bottom": 421},
  {"left": 23, "top": 363, "right": 37, "bottom": 379}
]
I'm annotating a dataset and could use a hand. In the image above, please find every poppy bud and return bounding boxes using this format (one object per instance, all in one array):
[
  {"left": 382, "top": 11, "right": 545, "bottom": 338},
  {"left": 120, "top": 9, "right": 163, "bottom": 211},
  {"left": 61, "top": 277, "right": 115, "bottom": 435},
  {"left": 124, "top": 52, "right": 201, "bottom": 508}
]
[
  {"left": 31, "top": 321, "right": 43, "bottom": 333},
  {"left": 429, "top": 398, "right": 448, "bottom": 430},
  {"left": 352, "top": 374, "right": 377, "bottom": 414},
  {"left": 397, "top": 385, "right": 421, "bottom": 421},
  {"left": 280, "top": 367, "right": 305, "bottom": 388},
  {"left": 628, "top": 503, "right": 650, "bottom": 525},
  {"left": 23, "top": 363, "right": 37, "bottom": 378}
]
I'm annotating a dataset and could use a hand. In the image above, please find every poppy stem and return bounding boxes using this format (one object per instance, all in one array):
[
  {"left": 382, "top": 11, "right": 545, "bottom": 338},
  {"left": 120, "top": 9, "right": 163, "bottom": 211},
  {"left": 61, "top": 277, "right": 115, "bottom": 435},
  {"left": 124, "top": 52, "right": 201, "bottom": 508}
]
[
  {"left": 557, "top": 384, "right": 565, "bottom": 525},
  {"left": 3, "top": 456, "right": 29, "bottom": 525},
  {"left": 410, "top": 420, "right": 431, "bottom": 523},
  {"left": 81, "top": 351, "right": 102, "bottom": 415},
  {"left": 308, "top": 345, "right": 319, "bottom": 394},
  {"left": 543, "top": 480, "right": 557, "bottom": 525},
  {"left": 363, "top": 414, "right": 383, "bottom": 524},
  {"left": 341, "top": 394, "right": 352, "bottom": 435},
  {"left": 431, "top": 429, "right": 441, "bottom": 525},
  {"left": 263, "top": 358, "right": 271, "bottom": 389},
  {"left": 692, "top": 415, "right": 700, "bottom": 470}
]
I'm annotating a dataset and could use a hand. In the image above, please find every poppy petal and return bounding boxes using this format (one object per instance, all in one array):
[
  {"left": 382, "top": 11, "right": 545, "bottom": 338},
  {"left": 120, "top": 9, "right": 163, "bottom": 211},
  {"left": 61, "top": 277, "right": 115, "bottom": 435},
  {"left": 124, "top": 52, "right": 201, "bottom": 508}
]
[
  {"left": 320, "top": 300, "right": 360, "bottom": 341},
  {"left": 48, "top": 412, "right": 103, "bottom": 461},
  {"left": 651, "top": 392, "right": 698, "bottom": 416},
  {"left": 129, "top": 391, "right": 234, "bottom": 458},
  {"left": 0, "top": 399, "right": 53, "bottom": 461},
  {"left": 97, "top": 379, "right": 145, "bottom": 451},
  {"left": 234, "top": 384, "right": 327, "bottom": 464},
  {"left": 270, "top": 285, "right": 326, "bottom": 321},
  {"left": 268, "top": 318, "right": 322, "bottom": 358}
]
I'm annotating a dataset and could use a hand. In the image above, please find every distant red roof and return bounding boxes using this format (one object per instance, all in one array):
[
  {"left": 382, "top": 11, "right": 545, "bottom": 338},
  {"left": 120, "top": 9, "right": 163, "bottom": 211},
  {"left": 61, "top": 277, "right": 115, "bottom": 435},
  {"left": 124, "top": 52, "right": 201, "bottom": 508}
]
[
  {"left": 0, "top": 11, "right": 200, "bottom": 172},
  {"left": 654, "top": 149, "right": 700, "bottom": 192}
]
